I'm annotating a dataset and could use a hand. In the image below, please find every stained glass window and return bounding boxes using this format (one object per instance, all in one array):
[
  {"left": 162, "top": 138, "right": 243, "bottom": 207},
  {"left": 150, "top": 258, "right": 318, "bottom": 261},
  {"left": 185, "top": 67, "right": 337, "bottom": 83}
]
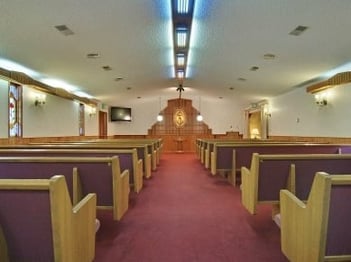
[
  {"left": 79, "top": 103, "right": 85, "bottom": 136},
  {"left": 8, "top": 83, "right": 22, "bottom": 137}
]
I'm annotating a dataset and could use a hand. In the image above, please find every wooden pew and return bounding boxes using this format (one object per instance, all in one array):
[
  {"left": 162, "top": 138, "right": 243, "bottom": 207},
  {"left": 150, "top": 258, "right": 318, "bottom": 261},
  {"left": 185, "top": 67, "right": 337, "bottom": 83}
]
[
  {"left": 20, "top": 140, "right": 155, "bottom": 178},
  {"left": 0, "top": 147, "right": 145, "bottom": 190},
  {"left": 280, "top": 172, "right": 351, "bottom": 262},
  {"left": 0, "top": 156, "right": 129, "bottom": 221},
  {"left": 0, "top": 175, "right": 96, "bottom": 262},
  {"left": 211, "top": 143, "right": 351, "bottom": 186},
  {"left": 241, "top": 153, "right": 351, "bottom": 215}
]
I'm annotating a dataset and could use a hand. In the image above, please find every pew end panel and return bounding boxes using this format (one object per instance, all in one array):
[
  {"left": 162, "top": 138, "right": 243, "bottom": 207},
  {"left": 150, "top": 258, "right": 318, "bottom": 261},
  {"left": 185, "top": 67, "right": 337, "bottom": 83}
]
[
  {"left": 280, "top": 172, "right": 351, "bottom": 262},
  {"left": 0, "top": 176, "right": 96, "bottom": 262}
]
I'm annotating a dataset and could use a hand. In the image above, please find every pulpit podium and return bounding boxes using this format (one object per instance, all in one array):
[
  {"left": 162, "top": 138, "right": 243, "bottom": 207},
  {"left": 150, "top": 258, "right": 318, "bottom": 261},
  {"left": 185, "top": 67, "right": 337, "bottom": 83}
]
[{"left": 174, "top": 137, "right": 184, "bottom": 153}]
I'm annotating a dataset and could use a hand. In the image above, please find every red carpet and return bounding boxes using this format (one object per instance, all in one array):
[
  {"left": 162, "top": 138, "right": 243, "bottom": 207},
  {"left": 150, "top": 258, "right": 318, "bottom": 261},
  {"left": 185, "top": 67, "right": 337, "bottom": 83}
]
[{"left": 94, "top": 153, "right": 288, "bottom": 262}]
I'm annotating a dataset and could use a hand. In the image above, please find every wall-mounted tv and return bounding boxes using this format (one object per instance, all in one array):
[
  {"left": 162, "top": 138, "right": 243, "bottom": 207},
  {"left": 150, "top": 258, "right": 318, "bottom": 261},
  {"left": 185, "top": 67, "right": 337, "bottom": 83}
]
[{"left": 110, "top": 106, "right": 132, "bottom": 122}]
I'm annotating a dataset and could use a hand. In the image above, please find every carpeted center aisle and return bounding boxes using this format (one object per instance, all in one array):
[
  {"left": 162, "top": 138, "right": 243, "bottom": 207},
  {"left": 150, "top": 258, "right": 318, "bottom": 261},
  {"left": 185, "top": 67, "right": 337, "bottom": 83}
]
[{"left": 94, "top": 153, "right": 288, "bottom": 262}]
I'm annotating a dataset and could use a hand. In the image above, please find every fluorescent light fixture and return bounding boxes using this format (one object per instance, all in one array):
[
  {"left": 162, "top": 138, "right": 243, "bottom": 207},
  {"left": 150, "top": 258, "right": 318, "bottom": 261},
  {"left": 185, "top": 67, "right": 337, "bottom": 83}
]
[
  {"left": 177, "top": 0, "right": 190, "bottom": 14},
  {"left": 176, "top": 27, "right": 187, "bottom": 47},
  {"left": 177, "top": 70, "right": 185, "bottom": 79},
  {"left": 176, "top": 53, "right": 185, "bottom": 66}
]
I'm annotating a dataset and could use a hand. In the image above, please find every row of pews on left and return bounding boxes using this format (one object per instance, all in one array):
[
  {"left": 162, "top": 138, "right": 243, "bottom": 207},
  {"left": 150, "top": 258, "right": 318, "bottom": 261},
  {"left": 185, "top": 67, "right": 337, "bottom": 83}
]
[{"left": 0, "top": 138, "right": 162, "bottom": 262}]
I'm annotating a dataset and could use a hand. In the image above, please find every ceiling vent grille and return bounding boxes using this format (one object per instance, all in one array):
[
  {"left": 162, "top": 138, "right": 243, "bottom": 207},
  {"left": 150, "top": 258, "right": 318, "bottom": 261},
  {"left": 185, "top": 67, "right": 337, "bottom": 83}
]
[
  {"left": 289, "top": 25, "right": 308, "bottom": 36},
  {"left": 54, "top": 25, "right": 74, "bottom": 36},
  {"left": 102, "top": 66, "right": 112, "bottom": 71}
]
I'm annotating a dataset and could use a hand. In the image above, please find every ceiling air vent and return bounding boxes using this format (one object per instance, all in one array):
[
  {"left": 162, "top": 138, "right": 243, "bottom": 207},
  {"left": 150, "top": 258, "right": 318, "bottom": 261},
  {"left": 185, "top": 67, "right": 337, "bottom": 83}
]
[
  {"left": 86, "top": 53, "right": 100, "bottom": 59},
  {"left": 102, "top": 66, "right": 112, "bottom": 71},
  {"left": 54, "top": 25, "right": 74, "bottom": 36},
  {"left": 289, "top": 25, "right": 308, "bottom": 36}
]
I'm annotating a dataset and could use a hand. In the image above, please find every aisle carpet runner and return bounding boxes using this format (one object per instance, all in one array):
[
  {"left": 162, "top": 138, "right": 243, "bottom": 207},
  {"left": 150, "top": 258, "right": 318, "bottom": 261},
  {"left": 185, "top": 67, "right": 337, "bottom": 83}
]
[{"left": 94, "top": 153, "right": 288, "bottom": 262}]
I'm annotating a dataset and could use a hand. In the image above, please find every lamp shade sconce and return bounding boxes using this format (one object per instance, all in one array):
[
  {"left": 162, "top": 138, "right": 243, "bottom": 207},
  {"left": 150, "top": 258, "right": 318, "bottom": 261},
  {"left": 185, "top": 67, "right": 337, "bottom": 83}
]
[
  {"left": 314, "top": 91, "right": 330, "bottom": 107},
  {"left": 251, "top": 128, "right": 260, "bottom": 139},
  {"left": 88, "top": 106, "right": 97, "bottom": 117},
  {"left": 264, "top": 104, "right": 272, "bottom": 117},
  {"left": 196, "top": 113, "right": 203, "bottom": 122},
  {"left": 34, "top": 94, "right": 46, "bottom": 106},
  {"left": 157, "top": 114, "right": 164, "bottom": 122}
]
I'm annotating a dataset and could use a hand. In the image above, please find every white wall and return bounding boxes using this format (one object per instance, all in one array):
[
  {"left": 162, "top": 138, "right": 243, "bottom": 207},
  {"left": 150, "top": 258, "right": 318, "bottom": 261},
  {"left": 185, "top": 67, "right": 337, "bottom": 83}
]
[
  {"left": 200, "top": 97, "right": 246, "bottom": 134},
  {"left": 23, "top": 87, "right": 81, "bottom": 137},
  {"left": 0, "top": 79, "right": 8, "bottom": 138},
  {"left": 5, "top": 78, "right": 351, "bottom": 138},
  {"left": 269, "top": 83, "right": 351, "bottom": 137},
  {"left": 85, "top": 105, "right": 99, "bottom": 136},
  {"left": 107, "top": 96, "right": 246, "bottom": 135},
  {"left": 108, "top": 99, "right": 162, "bottom": 135}
]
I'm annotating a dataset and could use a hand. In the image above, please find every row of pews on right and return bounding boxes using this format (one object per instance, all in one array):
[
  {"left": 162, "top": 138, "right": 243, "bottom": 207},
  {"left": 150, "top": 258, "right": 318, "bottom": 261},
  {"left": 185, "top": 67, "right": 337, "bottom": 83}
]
[{"left": 196, "top": 139, "right": 351, "bottom": 262}]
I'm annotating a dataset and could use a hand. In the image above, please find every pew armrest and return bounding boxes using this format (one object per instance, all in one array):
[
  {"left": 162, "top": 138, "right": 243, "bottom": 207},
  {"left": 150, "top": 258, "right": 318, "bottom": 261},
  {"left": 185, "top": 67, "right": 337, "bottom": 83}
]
[
  {"left": 135, "top": 159, "right": 143, "bottom": 193},
  {"left": 72, "top": 193, "right": 97, "bottom": 262},
  {"left": 280, "top": 189, "right": 306, "bottom": 262},
  {"left": 210, "top": 152, "right": 216, "bottom": 175},
  {"left": 145, "top": 154, "right": 152, "bottom": 179},
  {"left": 114, "top": 169, "right": 130, "bottom": 221},
  {"left": 241, "top": 166, "right": 257, "bottom": 214}
]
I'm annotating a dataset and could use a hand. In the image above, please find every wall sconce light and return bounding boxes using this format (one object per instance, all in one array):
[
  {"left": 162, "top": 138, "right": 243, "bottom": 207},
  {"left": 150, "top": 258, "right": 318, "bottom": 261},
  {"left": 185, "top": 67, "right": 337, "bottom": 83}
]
[
  {"left": 264, "top": 105, "right": 272, "bottom": 117},
  {"left": 314, "top": 91, "right": 329, "bottom": 107},
  {"left": 34, "top": 94, "right": 46, "bottom": 106},
  {"left": 88, "top": 106, "right": 97, "bottom": 117}
]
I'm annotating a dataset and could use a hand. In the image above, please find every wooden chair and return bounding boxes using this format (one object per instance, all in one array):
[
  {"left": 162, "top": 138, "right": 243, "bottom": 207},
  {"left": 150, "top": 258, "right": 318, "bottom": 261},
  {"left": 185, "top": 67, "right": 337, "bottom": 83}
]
[
  {"left": 0, "top": 175, "right": 96, "bottom": 262},
  {"left": 280, "top": 172, "right": 351, "bottom": 262}
]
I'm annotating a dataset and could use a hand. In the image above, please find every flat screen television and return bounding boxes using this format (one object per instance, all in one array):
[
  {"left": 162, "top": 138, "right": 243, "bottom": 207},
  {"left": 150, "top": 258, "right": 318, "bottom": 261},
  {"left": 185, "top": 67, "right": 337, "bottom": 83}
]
[{"left": 110, "top": 106, "right": 132, "bottom": 122}]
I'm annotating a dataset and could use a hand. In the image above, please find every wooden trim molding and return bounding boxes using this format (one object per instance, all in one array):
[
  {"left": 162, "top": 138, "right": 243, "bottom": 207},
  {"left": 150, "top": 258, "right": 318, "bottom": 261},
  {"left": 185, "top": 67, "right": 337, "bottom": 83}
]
[
  {"left": 306, "top": 71, "right": 351, "bottom": 94},
  {"left": 0, "top": 67, "right": 98, "bottom": 106}
]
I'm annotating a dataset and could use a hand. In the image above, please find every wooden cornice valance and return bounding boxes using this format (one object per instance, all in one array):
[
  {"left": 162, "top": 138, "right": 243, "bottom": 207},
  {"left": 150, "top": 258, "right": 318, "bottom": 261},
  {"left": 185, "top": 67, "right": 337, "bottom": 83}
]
[
  {"left": 306, "top": 71, "right": 351, "bottom": 94},
  {"left": 0, "top": 67, "right": 98, "bottom": 106}
]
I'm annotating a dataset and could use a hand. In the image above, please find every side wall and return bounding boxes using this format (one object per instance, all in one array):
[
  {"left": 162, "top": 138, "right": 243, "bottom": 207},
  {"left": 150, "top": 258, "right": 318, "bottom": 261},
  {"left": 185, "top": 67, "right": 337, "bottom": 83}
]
[
  {"left": 0, "top": 79, "right": 99, "bottom": 139},
  {"left": 269, "top": 83, "right": 351, "bottom": 137}
]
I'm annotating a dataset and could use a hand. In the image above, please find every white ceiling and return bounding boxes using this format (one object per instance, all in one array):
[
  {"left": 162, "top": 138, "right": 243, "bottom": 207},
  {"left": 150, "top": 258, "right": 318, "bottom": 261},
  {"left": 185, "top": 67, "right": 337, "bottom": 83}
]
[{"left": 1, "top": 0, "right": 351, "bottom": 106}]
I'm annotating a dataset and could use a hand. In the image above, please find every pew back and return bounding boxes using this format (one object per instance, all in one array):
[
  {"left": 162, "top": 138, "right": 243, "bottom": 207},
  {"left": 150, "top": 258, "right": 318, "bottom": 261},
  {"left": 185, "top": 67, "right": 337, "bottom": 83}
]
[
  {"left": 211, "top": 143, "right": 351, "bottom": 185},
  {"left": 241, "top": 153, "right": 351, "bottom": 214},
  {"left": 0, "top": 156, "right": 129, "bottom": 220},
  {"left": 0, "top": 148, "right": 143, "bottom": 193},
  {"left": 0, "top": 175, "right": 96, "bottom": 262}
]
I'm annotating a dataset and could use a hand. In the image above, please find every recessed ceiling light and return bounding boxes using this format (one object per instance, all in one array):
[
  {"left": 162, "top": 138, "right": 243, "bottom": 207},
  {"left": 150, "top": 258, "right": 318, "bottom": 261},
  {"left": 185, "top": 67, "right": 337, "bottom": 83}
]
[
  {"left": 250, "top": 66, "right": 259, "bottom": 71},
  {"left": 86, "top": 53, "right": 100, "bottom": 59}
]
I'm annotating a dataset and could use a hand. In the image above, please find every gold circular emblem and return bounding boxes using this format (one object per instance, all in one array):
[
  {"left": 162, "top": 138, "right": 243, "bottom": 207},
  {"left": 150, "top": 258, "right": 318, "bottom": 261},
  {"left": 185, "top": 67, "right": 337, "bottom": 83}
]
[{"left": 173, "top": 109, "right": 186, "bottom": 128}]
